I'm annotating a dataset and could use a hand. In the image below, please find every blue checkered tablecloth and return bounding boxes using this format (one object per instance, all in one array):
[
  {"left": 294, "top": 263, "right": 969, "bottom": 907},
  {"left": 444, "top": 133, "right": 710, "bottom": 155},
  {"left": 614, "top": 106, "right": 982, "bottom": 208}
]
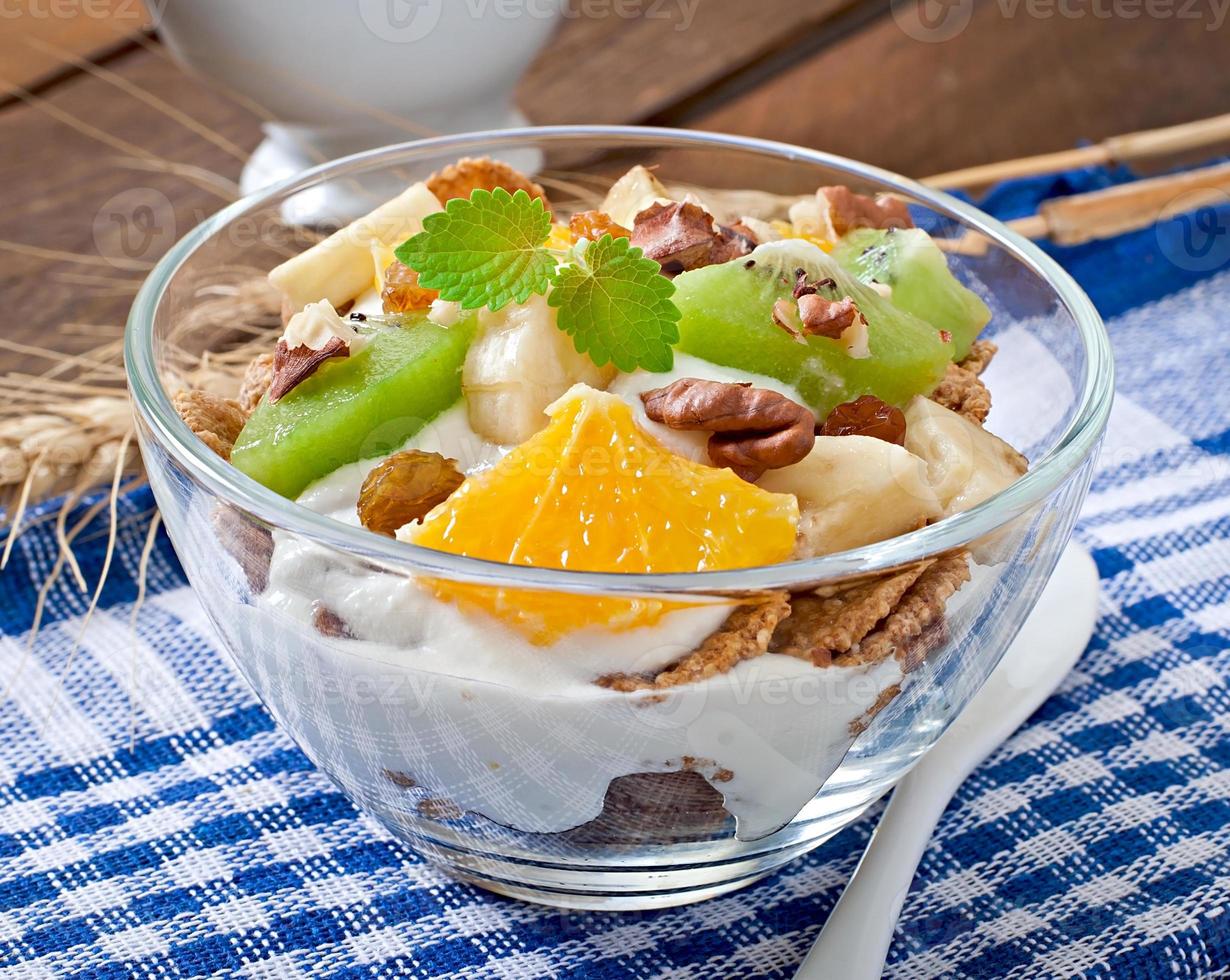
[{"left": 2, "top": 163, "right": 1230, "bottom": 978}]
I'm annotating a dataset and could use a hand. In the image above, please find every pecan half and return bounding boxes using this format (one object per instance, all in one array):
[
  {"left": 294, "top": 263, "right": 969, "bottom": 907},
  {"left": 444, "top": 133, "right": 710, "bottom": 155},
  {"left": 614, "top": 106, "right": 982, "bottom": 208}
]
[
  {"left": 641, "top": 378, "right": 816, "bottom": 482},
  {"left": 268, "top": 337, "right": 349, "bottom": 403},
  {"left": 630, "top": 201, "right": 753, "bottom": 276},
  {"left": 819, "top": 185, "right": 914, "bottom": 236}
]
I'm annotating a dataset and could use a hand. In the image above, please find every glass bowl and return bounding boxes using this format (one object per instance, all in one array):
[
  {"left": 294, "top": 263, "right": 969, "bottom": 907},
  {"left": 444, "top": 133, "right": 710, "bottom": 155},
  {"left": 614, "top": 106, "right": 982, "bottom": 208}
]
[{"left": 125, "top": 127, "right": 1113, "bottom": 910}]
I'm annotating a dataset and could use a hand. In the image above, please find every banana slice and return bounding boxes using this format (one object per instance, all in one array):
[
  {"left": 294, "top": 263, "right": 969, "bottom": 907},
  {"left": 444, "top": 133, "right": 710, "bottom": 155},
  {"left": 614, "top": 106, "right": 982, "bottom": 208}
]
[
  {"left": 268, "top": 182, "right": 443, "bottom": 311},
  {"left": 462, "top": 293, "right": 616, "bottom": 445},
  {"left": 600, "top": 165, "right": 672, "bottom": 228},
  {"left": 904, "top": 396, "right": 1027, "bottom": 516},
  {"left": 758, "top": 435, "right": 942, "bottom": 558}
]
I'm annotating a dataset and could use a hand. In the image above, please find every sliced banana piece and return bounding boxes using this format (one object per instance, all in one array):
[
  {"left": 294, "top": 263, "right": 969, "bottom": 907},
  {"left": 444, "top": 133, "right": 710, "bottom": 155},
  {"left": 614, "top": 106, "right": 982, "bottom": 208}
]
[
  {"left": 600, "top": 165, "right": 672, "bottom": 228},
  {"left": 758, "top": 435, "right": 942, "bottom": 558},
  {"left": 463, "top": 294, "right": 617, "bottom": 445},
  {"left": 904, "top": 396, "right": 1027, "bottom": 516},
  {"left": 268, "top": 182, "right": 443, "bottom": 311}
]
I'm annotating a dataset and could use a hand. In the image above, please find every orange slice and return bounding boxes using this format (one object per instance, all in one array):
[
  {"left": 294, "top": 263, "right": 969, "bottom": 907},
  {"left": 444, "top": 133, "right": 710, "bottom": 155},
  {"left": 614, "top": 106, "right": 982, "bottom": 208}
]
[{"left": 407, "top": 385, "right": 799, "bottom": 644}]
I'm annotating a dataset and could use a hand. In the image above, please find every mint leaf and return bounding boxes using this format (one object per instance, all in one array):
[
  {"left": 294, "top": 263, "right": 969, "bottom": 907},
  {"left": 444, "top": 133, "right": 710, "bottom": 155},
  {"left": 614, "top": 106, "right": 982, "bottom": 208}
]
[
  {"left": 395, "top": 188, "right": 554, "bottom": 311},
  {"left": 549, "top": 236, "right": 680, "bottom": 373}
]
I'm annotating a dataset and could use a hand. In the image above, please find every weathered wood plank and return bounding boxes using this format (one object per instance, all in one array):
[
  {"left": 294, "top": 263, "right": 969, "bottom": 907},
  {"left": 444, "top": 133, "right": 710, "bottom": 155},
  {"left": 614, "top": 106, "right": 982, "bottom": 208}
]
[
  {"left": 517, "top": 0, "right": 867, "bottom": 125},
  {"left": 0, "top": 0, "right": 147, "bottom": 93},
  {"left": 0, "top": 50, "right": 259, "bottom": 375},
  {"left": 689, "top": 8, "right": 1230, "bottom": 180}
]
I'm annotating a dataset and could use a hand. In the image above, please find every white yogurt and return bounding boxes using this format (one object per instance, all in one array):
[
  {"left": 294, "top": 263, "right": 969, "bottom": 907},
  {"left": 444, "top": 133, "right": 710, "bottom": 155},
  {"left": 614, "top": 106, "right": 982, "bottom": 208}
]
[{"left": 255, "top": 356, "right": 902, "bottom": 840}]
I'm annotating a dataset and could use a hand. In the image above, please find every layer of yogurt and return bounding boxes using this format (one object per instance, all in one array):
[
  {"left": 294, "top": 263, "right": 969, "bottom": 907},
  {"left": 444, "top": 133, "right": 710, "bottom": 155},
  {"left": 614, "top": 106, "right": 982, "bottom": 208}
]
[{"left": 256, "top": 342, "right": 902, "bottom": 840}]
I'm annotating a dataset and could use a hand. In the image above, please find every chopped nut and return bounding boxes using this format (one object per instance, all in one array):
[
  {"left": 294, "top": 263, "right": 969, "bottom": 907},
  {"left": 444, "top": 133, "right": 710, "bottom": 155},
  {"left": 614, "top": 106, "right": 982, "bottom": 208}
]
[
  {"left": 381, "top": 260, "right": 438, "bottom": 313},
  {"left": 383, "top": 769, "right": 417, "bottom": 789},
  {"left": 771, "top": 298, "right": 808, "bottom": 344},
  {"left": 417, "top": 797, "right": 464, "bottom": 820},
  {"left": 797, "top": 293, "right": 864, "bottom": 340},
  {"left": 630, "top": 201, "right": 753, "bottom": 276},
  {"left": 820, "top": 395, "right": 907, "bottom": 446},
  {"left": 631, "top": 201, "right": 717, "bottom": 273},
  {"left": 930, "top": 362, "right": 992, "bottom": 424},
  {"left": 640, "top": 378, "right": 816, "bottom": 482},
  {"left": 312, "top": 602, "right": 353, "bottom": 639},
  {"left": 173, "top": 389, "right": 246, "bottom": 460},
  {"left": 426, "top": 156, "right": 550, "bottom": 209},
  {"left": 819, "top": 185, "right": 914, "bottom": 236},
  {"left": 569, "top": 209, "right": 631, "bottom": 241},
  {"left": 358, "top": 450, "right": 465, "bottom": 537},
  {"left": 238, "top": 352, "right": 275, "bottom": 414},
  {"left": 597, "top": 594, "right": 791, "bottom": 691},
  {"left": 268, "top": 336, "right": 349, "bottom": 403},
  {"left": 211, "top": 504, "right": 273, "bottom": 594}
]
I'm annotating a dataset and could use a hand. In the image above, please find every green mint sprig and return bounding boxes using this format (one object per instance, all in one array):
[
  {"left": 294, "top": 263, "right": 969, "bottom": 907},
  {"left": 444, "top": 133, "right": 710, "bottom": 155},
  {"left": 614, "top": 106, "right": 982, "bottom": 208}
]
[
  {"left": 550, "top": 235, "right": 679, "bottom": 373},
  {"left": 394, "top": 187, "right": 678, "bottom": 372}
]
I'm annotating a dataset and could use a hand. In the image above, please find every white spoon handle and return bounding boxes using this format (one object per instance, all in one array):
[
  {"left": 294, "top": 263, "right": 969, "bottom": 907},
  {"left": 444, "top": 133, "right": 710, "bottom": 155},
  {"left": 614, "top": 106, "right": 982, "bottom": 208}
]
[
  {"left": 794, "top": 543, "right": 1099, "bottom": 980},
  {"left": 794, "top": 779, "right": 952, "bottom": 980}
]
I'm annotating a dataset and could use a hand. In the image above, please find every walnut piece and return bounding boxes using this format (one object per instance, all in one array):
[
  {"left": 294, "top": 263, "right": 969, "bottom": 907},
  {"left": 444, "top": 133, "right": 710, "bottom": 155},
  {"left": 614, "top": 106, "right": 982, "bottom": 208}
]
[
  {"left": 312, "top": 602, "right": 353, "bottom": 639},
  {"left": 797, "top": 294, "right": 864, "bottom": 339},
  {"left": 426, "top": 156, "right": 550, "bottom": 209},
  {"left": 238, "top": 352, "right": 275, "bottom": 414},
  {"left": 597, "top": 594, "right": 791, "bottom": 691},
  {"left": 173, "top": 389, "right": 246, "bottom": 460},
  {"left": 211, "top": 503, "right": 273, "bottom": 594},
  {"left": 268, "top": 337, "right": 349, "bottom": 403},
  {"left": 819, "top": 185, "right": 914, "bottom": 236},
  {"left": 630, "top": 201, "right": 753, "bottom": 276},
  {"left": 358, "top": 450, "right": 464, "bottom": 537},
  {"left": 640, "top": 378, "right": 816, "bottom": 482}
]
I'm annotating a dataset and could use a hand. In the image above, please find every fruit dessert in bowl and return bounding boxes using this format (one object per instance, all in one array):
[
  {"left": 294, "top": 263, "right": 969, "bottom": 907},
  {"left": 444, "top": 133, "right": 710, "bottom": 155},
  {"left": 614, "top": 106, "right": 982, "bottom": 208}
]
[{"left": 126, "top": 128, "right": 1112, "bottom": 909}]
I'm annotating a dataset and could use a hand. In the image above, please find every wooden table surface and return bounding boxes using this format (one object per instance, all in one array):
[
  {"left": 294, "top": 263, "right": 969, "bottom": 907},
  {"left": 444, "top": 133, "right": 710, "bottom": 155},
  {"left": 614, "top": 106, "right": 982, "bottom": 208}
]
[{"left": 2, "top": 0, "right": 1229, "bottom": 377}]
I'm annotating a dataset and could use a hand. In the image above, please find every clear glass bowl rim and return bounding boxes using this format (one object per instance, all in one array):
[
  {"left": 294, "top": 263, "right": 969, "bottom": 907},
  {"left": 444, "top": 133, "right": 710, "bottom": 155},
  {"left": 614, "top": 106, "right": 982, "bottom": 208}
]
[{"left": 125, "top": 125, "right": 1114, "bottom": 596}]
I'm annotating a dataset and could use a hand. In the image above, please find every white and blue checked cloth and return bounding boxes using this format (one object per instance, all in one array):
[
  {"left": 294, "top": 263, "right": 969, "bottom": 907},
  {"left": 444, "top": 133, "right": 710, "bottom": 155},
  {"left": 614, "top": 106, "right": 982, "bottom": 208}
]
[{"left": 2, "top": 164, "right": 1230, "bottom": 978}]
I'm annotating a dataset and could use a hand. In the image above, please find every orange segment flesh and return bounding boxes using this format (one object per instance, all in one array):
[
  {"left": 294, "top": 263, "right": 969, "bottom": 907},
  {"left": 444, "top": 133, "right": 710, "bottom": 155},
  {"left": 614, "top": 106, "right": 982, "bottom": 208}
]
[{"left": 408, "top": 385, "right": 799, "bottom": 644}]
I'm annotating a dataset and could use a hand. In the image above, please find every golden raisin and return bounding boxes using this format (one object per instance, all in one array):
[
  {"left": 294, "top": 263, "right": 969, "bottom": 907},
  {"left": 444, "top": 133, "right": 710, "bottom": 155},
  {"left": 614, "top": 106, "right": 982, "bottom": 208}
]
[
  {"left": 569, "top": 209, "right": 631, "bottom": 242},
  {"left": 820, "top": 395, "right": 907, "bottom": 446},
  {"left": 381, "top": 261, "right": 438, "bottom": 314},
  {"left": 357, "top": 450, "right": 465, "bottom": 537}
]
